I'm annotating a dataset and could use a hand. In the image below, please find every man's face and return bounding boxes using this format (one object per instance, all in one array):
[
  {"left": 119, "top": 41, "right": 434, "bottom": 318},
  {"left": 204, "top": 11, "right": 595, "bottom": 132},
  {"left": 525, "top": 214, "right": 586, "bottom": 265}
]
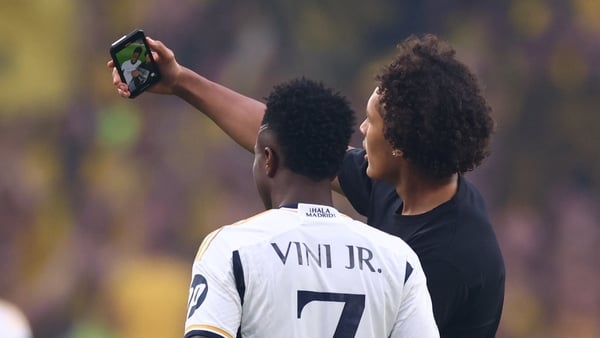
[
  {"left": 359, "top": 88, "right": 398, "bottom": 181},
  {"left": 131, "top": 51, "right": 140, "bottom": 62}
]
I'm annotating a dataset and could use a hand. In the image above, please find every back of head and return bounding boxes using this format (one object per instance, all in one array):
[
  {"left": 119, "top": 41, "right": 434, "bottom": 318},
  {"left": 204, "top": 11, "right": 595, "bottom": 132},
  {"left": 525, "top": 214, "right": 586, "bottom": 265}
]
[
  {"left": 377, "top": 34, "right": 494, "bottom": 179},
  {"left": 262, "top": 77, "right": 355, "bottom": 181},
  {"left": 0, "top": 300, "right": 32, "bottom": 338}
]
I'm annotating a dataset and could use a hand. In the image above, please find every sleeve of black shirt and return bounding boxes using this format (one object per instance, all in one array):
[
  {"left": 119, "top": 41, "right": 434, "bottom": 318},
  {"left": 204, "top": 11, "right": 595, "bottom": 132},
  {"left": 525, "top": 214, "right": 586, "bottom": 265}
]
[
  {"left": 421, "top": 258, "right": 469, "bottom": 329},
  {"left": 338, "top": 148, "right": 372, "bottom": 216}
]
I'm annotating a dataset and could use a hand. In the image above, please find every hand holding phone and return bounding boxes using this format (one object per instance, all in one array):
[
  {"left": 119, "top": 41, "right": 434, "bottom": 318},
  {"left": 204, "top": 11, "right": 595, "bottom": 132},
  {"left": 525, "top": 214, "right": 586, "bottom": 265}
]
[{"left": 110, "top": 29, "right": 161, "bottom": 98}]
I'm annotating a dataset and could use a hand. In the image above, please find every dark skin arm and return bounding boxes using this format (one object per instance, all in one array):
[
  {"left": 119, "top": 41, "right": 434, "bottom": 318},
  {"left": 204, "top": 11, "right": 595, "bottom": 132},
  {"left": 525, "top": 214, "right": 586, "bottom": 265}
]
[
  {"left": 108, "top": 37, "right": 347, "bottom": 195},
  {"left": 108, "top": 37, "right": 264, "bottom": 153}
]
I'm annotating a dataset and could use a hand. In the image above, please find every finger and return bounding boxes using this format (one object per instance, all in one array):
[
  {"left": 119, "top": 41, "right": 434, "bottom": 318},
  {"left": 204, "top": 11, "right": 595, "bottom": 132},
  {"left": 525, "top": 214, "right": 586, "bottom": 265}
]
[
  {"left": 146, "top": 37, "right": 172, "bottom": 59},
  {"left": 146, "top": 36, "right": 157, "bottom": 46},
  {"left": 107, "top": 59, "right": 115, "bottom": 68},
  {"left": 112, "top": 68, "right": 122, "bottom": 86},
  {"left": 145, "top": 36, "right": 161, "bottom": 52},
  {"left": 151, "top": 50, "right": 160, "bottom": 63},
  {"left": 117, "top": 86, "right": 131, "bottom": 98}
]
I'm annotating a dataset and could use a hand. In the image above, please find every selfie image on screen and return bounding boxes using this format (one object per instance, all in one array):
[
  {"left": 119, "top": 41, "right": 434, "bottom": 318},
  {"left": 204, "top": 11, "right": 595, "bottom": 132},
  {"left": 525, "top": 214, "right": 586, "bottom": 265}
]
[{"left": 114, "top": 38, "right": 158, "bottom": 93}]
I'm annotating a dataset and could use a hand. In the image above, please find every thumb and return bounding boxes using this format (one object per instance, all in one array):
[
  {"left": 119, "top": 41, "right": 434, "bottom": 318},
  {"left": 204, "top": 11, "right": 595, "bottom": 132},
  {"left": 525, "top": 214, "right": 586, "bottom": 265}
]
[{"left": 146, "top": 36, "right": 164, "bottom": 53}]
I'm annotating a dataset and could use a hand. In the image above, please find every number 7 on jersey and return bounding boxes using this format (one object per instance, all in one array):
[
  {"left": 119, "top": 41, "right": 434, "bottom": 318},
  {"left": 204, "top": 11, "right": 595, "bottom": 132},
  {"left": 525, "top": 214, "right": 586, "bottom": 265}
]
[{"left": 297, "top": 290, "right": 365, "bottom": 338}]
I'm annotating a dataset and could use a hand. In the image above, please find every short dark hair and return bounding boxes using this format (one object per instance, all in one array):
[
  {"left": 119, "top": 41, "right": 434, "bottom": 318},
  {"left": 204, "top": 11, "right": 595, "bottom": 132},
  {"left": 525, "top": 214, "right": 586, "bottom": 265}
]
[
  {"left": 376, "top": 34, "right": 494, "bottom": 179},
  {"left": 262, "top": 77, "right": 355, "bottom": 181},
  {"left": 133, "top": 46, "right": 143, "bottom": 54}
]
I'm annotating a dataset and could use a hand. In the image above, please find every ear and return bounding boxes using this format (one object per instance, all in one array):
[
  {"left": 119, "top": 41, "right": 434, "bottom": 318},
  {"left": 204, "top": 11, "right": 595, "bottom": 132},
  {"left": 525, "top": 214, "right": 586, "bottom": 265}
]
[
  {"left": 391, "top": 149, "right": 403, "bottom": 158},
  {"left": 263, "top": 147, "right": 279, "bottom": 177}
]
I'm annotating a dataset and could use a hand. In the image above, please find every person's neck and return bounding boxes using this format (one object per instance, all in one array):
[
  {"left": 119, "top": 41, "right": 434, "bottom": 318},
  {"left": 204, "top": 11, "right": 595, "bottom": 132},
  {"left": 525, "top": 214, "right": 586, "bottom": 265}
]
[
  {"left": 396, "top": 173, "right": 458, "bottom": 216},
  {"left": 272, "top": 177, "right": 334, "bottom": 208}
]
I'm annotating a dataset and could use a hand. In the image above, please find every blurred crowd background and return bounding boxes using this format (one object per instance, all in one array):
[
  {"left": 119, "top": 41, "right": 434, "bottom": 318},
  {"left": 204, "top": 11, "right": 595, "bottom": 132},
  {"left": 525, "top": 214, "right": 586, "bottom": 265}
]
[{"left": 1, "top": 0, "right": 599, "bottom": 337}]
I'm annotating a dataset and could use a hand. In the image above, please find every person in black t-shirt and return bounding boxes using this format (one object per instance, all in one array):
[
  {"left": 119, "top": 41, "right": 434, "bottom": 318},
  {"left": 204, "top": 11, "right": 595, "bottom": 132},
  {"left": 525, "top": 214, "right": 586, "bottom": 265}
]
[
  {"left": 108, "top": 33, "right": 504, "bottom": 338},
  {"left": 335, "top": 35, "right": 504, "bottom": 337}
]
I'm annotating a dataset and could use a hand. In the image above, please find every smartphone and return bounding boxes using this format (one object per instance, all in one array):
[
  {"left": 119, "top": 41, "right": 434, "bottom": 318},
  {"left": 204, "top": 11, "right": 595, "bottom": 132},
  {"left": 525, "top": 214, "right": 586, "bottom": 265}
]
[{"left": 110, "top": 29, "right": 161, "bottom": 98}]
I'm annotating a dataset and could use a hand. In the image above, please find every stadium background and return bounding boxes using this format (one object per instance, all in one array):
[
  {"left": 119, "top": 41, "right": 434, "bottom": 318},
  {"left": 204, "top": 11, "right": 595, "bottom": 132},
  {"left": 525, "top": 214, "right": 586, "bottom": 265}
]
[{"left": 1, "top": 1, "right": 599, "bottom": 337}]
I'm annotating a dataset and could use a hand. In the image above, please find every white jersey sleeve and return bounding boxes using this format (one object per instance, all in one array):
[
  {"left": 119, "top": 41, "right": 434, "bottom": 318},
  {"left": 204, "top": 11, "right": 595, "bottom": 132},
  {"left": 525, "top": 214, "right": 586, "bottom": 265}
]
[
  {"left": 184, "top": 228, "right": 241, "bottom": 338},
  {"left": 390, "top": 253, "right": 439, "bottom": 337}
]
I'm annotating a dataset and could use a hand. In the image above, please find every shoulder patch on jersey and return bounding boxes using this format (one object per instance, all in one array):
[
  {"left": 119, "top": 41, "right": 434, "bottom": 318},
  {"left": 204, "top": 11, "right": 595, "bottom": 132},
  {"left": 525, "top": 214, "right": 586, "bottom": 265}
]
[{"left": 187, "top": 274, "right": 209, "bottom": 318}]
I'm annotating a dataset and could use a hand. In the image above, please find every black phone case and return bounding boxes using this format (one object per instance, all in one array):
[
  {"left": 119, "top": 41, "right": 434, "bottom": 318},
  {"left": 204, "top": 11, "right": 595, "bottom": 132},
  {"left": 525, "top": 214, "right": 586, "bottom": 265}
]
[{"left": 110, "top": 29, "right": 161, "bottom": 98}]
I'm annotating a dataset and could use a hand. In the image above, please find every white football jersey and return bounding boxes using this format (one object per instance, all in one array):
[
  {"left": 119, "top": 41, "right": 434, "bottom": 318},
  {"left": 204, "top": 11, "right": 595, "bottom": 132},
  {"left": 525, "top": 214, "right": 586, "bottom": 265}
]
[
  {"left": 120, "top": 59, "right": 141, "bottom": 84},
  {"left": 184, "top": 203, "right": 438, "bottom": 338}
]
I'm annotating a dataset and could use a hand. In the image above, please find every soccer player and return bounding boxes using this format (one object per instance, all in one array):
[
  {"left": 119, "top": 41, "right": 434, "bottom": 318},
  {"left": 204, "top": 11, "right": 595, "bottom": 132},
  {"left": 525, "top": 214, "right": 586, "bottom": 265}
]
[
  {"left": 120, "top": 46, "right": 143, "bottom": 91},
  {"left": 183, "top": 78, "right": 438, "bottom": 338},
  {"left": 108, "top": 33, "right": 504, "bottom": 338}
]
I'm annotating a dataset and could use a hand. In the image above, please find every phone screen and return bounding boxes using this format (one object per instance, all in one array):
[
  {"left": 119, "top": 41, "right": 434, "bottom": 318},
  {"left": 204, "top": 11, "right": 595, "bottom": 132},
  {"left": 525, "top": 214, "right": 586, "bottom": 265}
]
[{"left": 110, "top": 29, "right": 161, "bottom": 98}]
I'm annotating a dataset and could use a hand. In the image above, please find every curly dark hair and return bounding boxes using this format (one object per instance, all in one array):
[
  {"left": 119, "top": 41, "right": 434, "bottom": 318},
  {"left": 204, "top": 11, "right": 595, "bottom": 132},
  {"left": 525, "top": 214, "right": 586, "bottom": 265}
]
[
  {"left": 262, "top": 77, "right": 355, "bottom": 181},
  {"left": 376, "top": 34, "right": 494, "bottom": 179}
]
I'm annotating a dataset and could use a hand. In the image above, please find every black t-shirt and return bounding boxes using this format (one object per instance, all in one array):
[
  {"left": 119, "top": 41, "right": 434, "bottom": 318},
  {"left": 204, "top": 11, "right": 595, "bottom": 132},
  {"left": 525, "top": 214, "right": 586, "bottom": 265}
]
[{"left": 339, "top": 149, "right": 505, "bottom": 338}]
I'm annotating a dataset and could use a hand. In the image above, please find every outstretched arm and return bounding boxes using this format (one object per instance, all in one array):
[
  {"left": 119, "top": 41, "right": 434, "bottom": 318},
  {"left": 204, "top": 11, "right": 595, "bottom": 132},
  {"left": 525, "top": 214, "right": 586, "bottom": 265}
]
[
  {"left": 108, "top": 37, "right": 264, "bottom": 153},
  {"left": 108, "top": 37, "right": 347, "bottom": 196},
  {"left": 172, "top": 66, "right": 265, "bottom": 153}
]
